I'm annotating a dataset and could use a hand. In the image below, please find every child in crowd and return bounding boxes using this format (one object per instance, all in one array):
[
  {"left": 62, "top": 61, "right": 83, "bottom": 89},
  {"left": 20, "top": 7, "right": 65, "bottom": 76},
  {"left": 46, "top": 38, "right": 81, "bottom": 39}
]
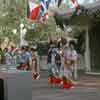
[{"left": 16, "top": 47, "right": 31, "bottom": 70}]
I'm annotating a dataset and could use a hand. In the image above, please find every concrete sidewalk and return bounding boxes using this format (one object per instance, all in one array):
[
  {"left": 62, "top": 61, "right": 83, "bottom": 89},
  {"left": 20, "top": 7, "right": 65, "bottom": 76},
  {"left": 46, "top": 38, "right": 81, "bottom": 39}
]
[
  {"left": 76, "top": 74, "right": 100, "bottom": 87},
  {"left": 33, "top": 71, "right": 100, "bottom": 100},
  {"left": 40, "top": 70, "right": 100, "bottom": 87}
]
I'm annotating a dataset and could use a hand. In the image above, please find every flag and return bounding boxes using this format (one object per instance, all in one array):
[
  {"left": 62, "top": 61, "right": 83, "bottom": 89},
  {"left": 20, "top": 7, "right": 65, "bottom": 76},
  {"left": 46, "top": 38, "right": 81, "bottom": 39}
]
[
  {"left": 58, "top": 0, "right": 63, "bottom": 7},
  {"left": 39, "top": 0, "right": 51, "bottom": 23},
  {"left": 41, "top": 0, "right": 51, "bottom": 9},
  {"left": 70, "top": 0, "right": 80, "bottom": 9},
  {"left": 40, "top": 0, "right": 51, "bottom": 17},
  {"left": 27, "top": 0, "right": 41, "bottom": 21}
]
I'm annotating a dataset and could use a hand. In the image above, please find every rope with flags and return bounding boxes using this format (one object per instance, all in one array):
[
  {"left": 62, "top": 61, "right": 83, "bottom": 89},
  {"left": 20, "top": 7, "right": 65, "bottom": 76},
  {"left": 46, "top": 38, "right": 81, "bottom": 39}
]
[
  {"left": 27, "top": 0, "right": 80, "bottom": 23},
  {"left": 53, "top": 0, "right": 85, "bottom": 31}
]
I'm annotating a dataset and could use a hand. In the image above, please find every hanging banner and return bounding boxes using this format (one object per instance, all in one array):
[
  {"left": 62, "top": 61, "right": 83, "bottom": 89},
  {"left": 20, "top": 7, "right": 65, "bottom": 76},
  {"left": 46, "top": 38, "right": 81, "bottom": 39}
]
[{"left": 27, "top": 0, "right": 41, "bottom": 21}]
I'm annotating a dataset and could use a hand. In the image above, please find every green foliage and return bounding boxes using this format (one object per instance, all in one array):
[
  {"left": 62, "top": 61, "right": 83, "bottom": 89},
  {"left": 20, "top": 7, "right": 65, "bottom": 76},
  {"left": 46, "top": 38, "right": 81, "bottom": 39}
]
[
  {"left": 0, "top": 0, "right": 100, "bottom": 46},
  {"left": 0, "top": 0, "right": 26, "bottom": 44},
  {"left": 25, "top": 17, "right": 64, "bottom": 42},
  {"left": 71, "top": 16, "right": 90, "bottom": 27},
  {"left": 89, "top": 15, "right": 100, "bottom": 34}
]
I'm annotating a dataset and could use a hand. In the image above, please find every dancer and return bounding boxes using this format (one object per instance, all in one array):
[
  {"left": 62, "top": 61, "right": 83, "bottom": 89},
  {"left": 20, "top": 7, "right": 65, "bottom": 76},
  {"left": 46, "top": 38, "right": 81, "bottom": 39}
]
[
  {"left": 48, "top": 53, "right": 62, "bottom": 86},
  {"left": 60, "top": 45, "right": 75, "bottom": 89},
  {"left": 60, "top": 57, "right": 74, "bottom": 89}
]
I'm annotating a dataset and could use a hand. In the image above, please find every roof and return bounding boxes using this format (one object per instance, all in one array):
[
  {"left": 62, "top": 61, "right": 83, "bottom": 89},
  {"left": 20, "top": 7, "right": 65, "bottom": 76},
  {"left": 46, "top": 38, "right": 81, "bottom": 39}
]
[{"left": 57, "top": 1, "right": 100, "bottom": 14}]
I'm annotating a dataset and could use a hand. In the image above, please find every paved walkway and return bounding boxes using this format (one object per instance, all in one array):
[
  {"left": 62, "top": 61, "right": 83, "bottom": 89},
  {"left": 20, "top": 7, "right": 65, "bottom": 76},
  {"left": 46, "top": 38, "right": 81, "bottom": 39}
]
[{"left": 32, "top": 71, "right": 100, "bottom": 100}]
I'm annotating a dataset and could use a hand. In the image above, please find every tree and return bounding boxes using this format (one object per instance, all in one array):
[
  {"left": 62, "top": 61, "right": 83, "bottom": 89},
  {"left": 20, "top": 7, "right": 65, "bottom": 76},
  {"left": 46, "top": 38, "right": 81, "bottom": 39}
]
[
  {"left": 0, "top": 0, "right": 26, "bottom": 44},
  {"left": 25, "top": 17, "right": 65, "bottom": 43}
]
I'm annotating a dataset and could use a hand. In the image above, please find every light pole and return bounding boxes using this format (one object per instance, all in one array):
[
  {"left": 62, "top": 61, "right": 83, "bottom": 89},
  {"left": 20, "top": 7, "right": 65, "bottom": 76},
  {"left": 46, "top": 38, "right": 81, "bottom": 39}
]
[
  {"left": 22, "top": 28, "right": 28, "bottom": 46},
  {"left": 20, "top": 23, "right": 24, "bottom": 46},
  {"left": 12, "top": 29, "right": 17, "bottom": 35},
  {"left": 13, "top": 24, "right": 27, "bottom": 47},
  {"left": 20, "top": 23, "right": 27, "bottom": 47}
]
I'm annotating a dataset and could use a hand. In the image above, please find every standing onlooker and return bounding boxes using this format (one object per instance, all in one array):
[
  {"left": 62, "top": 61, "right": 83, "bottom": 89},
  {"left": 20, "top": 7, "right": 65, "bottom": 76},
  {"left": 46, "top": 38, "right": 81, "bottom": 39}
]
[
  {"left": 15, "top": 49, "right": 23, "bottom": 69},
  {"left": 15, "top": 46, "right": 31, "bottom": 70},
  {"left": 20, "top": 46, "right": 31, "bottom": 70},
  {"left": 31, "top": 47, "right": 40, "bottom": 80},
  {"left": 4, "top": 48, "right": 12, "bottom": 65},
  {"left": 0, "top": 48, "right": 3, "bottom": 64},
  {"left": 0, "top": 48, "right": 5, "bottom": 64}
]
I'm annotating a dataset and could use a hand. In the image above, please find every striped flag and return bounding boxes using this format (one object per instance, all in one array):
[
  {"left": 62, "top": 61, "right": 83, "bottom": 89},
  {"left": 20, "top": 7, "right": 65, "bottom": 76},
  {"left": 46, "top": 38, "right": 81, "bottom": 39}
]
[
  {"left": 39, "top": 0, "right": 51, "bottom": 23},
  {"left": 41, "top": 0, "right": 51, "bottom": 9},
  {"left": 40, "top": 0, "right": 51, "bottom": 16},
  {"left": 27, "top": 0, "right": 41, "bottom": 21}
]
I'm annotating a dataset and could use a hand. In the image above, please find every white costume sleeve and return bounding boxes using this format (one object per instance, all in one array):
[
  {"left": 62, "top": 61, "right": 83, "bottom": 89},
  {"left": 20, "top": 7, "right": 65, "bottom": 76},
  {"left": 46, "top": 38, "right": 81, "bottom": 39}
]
[
  {"left": 52, "top": 67, "right": 56, "bottom": 75},
  {"left": 72, "top": 50, "right": 78, "bottom": 61}
]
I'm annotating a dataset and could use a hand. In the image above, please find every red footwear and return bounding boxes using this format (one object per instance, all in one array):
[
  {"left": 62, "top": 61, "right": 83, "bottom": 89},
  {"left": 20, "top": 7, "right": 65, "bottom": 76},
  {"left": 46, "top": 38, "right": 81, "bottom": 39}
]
[
  {"left": 63, "top": 81, "right": 74, "bottom": 89},
  {"left": 55, "top": 77, "right": 62, "bottom": 84},
  {"left": 48, "top": 76, "right": 52, "bottom": 84},
  {"left": 52, "top": 76, "right": 57, "bottom": 84},
  {"left": 48, "top": 76, "right": 55, "bottom": 84}
]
